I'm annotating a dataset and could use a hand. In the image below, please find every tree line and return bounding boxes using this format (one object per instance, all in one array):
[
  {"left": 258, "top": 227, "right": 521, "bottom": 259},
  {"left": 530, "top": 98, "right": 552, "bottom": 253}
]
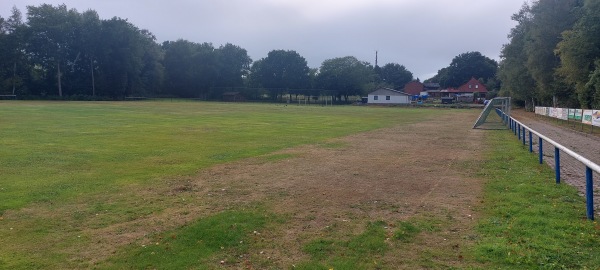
[
  {"left": 499, "top": 0, "right": 600, "bottom": 109},
  {"left": 0, "top": 4, "right": 415, "bottom": 101}
]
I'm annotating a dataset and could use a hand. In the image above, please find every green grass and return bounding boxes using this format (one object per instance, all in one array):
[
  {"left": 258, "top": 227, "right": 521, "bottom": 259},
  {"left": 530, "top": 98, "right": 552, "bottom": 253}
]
[
  {"left": 474, "top": 129, "right": 600, "bottom": 269},
  {"left": 298, "top": 221, "right": 389, "bottom": 270},
  {"left": 0, "top": 101, "right": 435, "bottom": 214},
  {"left": 5, "top": 101, "right": 599, "bottom": 269},
  {"left": 0, "top": 100, "right": 438, "bottom": 269},
  {"left": 297, "top": 217, "right": 442, "bottom": 270},
  {"left": 102, "top": 210, "right": 274, "bottom": 269}
]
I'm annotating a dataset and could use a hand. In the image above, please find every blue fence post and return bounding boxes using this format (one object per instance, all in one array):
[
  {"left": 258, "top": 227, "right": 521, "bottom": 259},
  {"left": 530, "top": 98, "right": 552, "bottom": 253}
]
[
  {"left": 555, "top": 147, "right": 560, "bottom": 184},
  {"left": 518, "top": 124, "right": 521, "bottom": 139},
  {"left": 512, "top": 119, "right": 515, "bottom": 133},
  {"left": 522, "top": 128, "right": 526, "bottom": 145},
  {"left": 538, "top": 137, "right": 543, "bottom": 164},
  {"left": 529, "top": 131, "right": 533, "bottom": 153},
  {"left": 586, "top": 166, "right": 594, "bottom": 220}
]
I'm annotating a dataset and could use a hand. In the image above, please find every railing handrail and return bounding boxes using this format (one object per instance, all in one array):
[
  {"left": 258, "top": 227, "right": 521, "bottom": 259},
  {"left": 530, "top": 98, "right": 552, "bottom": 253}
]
[{"left": 508, "top": 115, "right": 600, "bottom": 174}]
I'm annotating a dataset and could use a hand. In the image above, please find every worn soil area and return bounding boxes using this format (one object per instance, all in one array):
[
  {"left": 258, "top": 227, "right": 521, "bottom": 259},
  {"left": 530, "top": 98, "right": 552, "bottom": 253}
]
[
  {"left": 512, "top": 110, "right": 600, "bottom": 207},
  {"left": 4, "top": 110, "right": 488, "bottom": 269},
  {"left": 183, "top": 110, "right": 487, "bottom": 268},
  {"left": 107, "top": 109, "right": 485, "bottom": 269}
]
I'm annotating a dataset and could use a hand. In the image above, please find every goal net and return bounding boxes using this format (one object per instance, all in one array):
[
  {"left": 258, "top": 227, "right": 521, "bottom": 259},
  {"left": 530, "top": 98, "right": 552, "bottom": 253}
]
[{"left": 472, "top": 97, "right": 511, "bottom": 129}]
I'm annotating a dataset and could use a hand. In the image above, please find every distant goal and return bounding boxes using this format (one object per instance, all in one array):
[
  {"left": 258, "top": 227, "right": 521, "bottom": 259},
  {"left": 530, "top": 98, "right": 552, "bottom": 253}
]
[{"left": 472, "top": 97, "right": 511, "bottom": 129}]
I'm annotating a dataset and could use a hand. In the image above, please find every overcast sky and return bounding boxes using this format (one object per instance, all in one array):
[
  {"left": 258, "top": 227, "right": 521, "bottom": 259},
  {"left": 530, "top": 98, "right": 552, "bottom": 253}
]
[{"left": 2, "top": 0, "right": 526, "bottom": 79}]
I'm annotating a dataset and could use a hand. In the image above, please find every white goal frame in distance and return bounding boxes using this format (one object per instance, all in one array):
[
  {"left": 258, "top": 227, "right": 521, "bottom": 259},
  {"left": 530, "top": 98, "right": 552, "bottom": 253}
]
[{"left": 473, "top": 97, "right": 511, "bottom": 129}]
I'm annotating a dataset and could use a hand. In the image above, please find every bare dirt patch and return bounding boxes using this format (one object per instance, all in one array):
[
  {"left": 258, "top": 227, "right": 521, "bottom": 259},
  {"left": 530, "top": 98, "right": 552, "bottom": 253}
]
[
  {"left": 124, "top": 109, "right": 484, "bottom": 268},
  {"left": 3, "top": 109, "right": 488, "bottom": 269}
]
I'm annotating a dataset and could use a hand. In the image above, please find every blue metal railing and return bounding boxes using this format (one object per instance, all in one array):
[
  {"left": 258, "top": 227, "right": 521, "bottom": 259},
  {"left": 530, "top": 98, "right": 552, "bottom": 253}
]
[{"left": 497, "top": 109, "right": 600, "bottom": 220}]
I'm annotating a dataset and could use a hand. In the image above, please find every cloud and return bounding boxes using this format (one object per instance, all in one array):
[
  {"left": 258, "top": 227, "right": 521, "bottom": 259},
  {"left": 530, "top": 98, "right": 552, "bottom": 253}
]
[{"left": 0, "top": 0, "right": 523, "bottom": 79}]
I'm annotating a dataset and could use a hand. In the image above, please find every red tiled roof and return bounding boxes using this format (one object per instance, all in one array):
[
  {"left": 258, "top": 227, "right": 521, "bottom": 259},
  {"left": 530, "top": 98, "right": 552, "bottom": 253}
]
[{"left": 456, "top": 77, "right": 487, "bottom": 93}]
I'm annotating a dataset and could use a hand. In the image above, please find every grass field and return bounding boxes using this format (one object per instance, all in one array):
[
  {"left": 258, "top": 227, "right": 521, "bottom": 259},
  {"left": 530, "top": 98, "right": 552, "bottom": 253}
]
[
  {"left": 0, "top": 101, "right": 436, "bottom": 268},
  {"left": 1, "top": 100, "right": 599, "bottom": 269},
  {"left": 0, "top": 101, "right": 432, "bottom": 213}
]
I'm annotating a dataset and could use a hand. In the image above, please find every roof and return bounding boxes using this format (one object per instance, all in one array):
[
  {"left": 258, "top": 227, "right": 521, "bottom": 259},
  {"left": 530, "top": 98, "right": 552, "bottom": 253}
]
[
  {"left": 403, "top": 81, "right": 424, "bottom": 95},
  {"left": 423, "top": 82, "right": 440, "bottom": 90},
  {"left": 369, "top": 88, "right": 410, "bottom": 96},
  {"left": 456, "top": 77, "right": 488, "bottom": 93}
]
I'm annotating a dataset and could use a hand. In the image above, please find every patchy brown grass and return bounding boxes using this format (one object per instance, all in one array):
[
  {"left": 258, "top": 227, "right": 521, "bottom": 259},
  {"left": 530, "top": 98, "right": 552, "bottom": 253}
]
[{"left": 2, "top": 109, "right": 487, "bottom": 269}]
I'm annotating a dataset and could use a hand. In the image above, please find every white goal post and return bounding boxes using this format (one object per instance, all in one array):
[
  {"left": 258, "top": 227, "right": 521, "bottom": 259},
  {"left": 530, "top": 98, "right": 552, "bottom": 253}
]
[{"left": 473, "top": 97, "right": 511, "bottom": 129}]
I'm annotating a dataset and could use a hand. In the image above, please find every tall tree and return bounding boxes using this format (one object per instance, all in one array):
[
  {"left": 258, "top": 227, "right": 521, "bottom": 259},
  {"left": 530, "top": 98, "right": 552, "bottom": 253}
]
[
  {"left": 25, "top": 4, "right": 82, "bottom": 96},
  {"left": 498, "top": 3, "right": 538, "bottom": 109},
  {"left": 431, "top": 51, "right": 497, "bottom": 88},
  {"left": 0, "top": 6, "right": 26, "bottom": 95},
  {"left": 525, "top": 0, "right": 582, "bottom": 106},
  {"left": 317, "top": 56, "right": 373, "bottom": 100},
  {"left": 248, "top": 50, "right": 310, "bottom": 100},
  {"left": 556, "top": 0, "right": 600, "bottom": 108},
  {"left": 379, "top": 63, "right": 413, "bottom": 89},
  {"left": 215, "top": 43, "right": 252, "bottom": 88},
  {"left": 94, "top": 17, "right": 161, "bottom": 97},
  {"left": 162, "top": 40, "right": 216, "bottom": 98}
]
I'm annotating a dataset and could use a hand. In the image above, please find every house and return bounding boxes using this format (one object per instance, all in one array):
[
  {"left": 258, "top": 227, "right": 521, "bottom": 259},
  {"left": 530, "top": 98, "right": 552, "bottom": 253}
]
[
  {"left": 403, "top": 81, "right": 424, "bottom": 95},
  {"left": 368, "top": 88, "right": 411, "bottom": 104},
  {"left": 403, "top": 81, "right": 442, "bottom": 98},
  {"left": 423, "top": 82, "right": 442, "bottom": 98},
  {"left": 456, "top": 77, "right": 488, "bottom": 96},
  {"left": 423, "top": 82, "right": 440, "bottom": 91},
  {"left": 439, "top": 78, "right": 488, "bottom": 102}
]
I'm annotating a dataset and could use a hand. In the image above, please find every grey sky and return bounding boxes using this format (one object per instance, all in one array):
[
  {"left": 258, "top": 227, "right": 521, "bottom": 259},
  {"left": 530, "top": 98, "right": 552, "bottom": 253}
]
[{"left": 2, "top": 0, "right": 526, "bottom": 79}]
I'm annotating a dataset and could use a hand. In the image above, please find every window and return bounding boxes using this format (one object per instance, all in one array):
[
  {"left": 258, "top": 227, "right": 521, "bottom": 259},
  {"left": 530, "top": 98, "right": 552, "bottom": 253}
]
[
  {"left": 475, "top": 84, "right": 479, "bottom": 89},
  {"left": 374, "top": 95, "right": 378, "bottom": 100},
  {"left": 469, "top": 84, "right": 472, "bottom": 89},
  {"left": 386, "top": 96, "right": 391, "bottom": 100}
]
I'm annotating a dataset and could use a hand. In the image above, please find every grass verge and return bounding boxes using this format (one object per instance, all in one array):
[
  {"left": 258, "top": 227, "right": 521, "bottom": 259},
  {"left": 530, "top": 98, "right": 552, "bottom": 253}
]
[{"left": 474, "top": 129, "right": 600, "bottom": 269}]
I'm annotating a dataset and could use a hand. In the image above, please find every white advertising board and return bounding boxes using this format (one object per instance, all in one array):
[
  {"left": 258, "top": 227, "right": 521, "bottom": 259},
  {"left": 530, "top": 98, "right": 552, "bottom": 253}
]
[
  {"left": 568, "top": 109, "right": 575, "bottom": 119},
  {"left": 575, "top": 109, "right": 583, "bottom": 121},
  {"left": 555, "top": 108, "right": 563, "bottom": 119},
  {"left": 549, "top": 108, "right": 557, "bottom": 118},
  {"left": 561, "top": 108, "right": 569, "bottom": 120},
  {"left": 583, "top": 110, "right": 593, "bottom": 125},
  {"left": 593, "top": 110, "right": 600, "bottom": 127}
]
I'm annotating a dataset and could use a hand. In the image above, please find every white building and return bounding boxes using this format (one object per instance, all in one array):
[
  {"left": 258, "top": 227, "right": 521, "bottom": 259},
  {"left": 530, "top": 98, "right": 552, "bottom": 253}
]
[{"left": 367, "top": 88, "right": 411, "bottom": 104}]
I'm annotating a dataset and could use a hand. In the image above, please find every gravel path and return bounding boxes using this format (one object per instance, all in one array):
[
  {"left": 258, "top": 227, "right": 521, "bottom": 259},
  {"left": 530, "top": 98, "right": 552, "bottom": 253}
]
[{"left": 511, "top": 110, "right": 600, "bottom": 209}]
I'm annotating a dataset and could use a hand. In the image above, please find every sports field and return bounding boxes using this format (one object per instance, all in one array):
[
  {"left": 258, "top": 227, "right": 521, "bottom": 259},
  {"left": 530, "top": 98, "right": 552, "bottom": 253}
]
[{"left": 1, "top": 101, "right": 599, "bottom": 269}]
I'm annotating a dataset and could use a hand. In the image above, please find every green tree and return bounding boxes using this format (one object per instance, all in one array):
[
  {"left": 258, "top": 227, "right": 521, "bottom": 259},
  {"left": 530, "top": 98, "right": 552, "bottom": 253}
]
[
  {"left": 0, "top": 6, "right": 27, "bottom": 95},
  {"left": 498, "top": 3, "right": 538, "bottom": 109},
  {"left": 432, "top": 51, "right": 497, "bottom": 88},
  {"left": 525, "top": 0, "right": 582, "bottom": 106},
  {"left": 317, "top": 56, "right": 373, "bottom": 101},
  {"left": 586, "top": 60, "right": 600, "bottom": 108},
  {"left": 94, "top": 17, "right": 161, "bottom": 97},
  {"left": 25, "top": 4, "right": 82, "bottom": 96},
  {"left": 162, "top": 40, "right": 218, "bottom": 98},
  {"left": 556, "top": 0, "right": 600, "bottom": 108},
  {"left": 379, "top": 63, "right": 413, "bottom": 89},
  {"left": 215, "top": 43, "right": 252, "bottom": 88},
  {"left": 248, "top": 50, "right": 310, "bottom": 100}
]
